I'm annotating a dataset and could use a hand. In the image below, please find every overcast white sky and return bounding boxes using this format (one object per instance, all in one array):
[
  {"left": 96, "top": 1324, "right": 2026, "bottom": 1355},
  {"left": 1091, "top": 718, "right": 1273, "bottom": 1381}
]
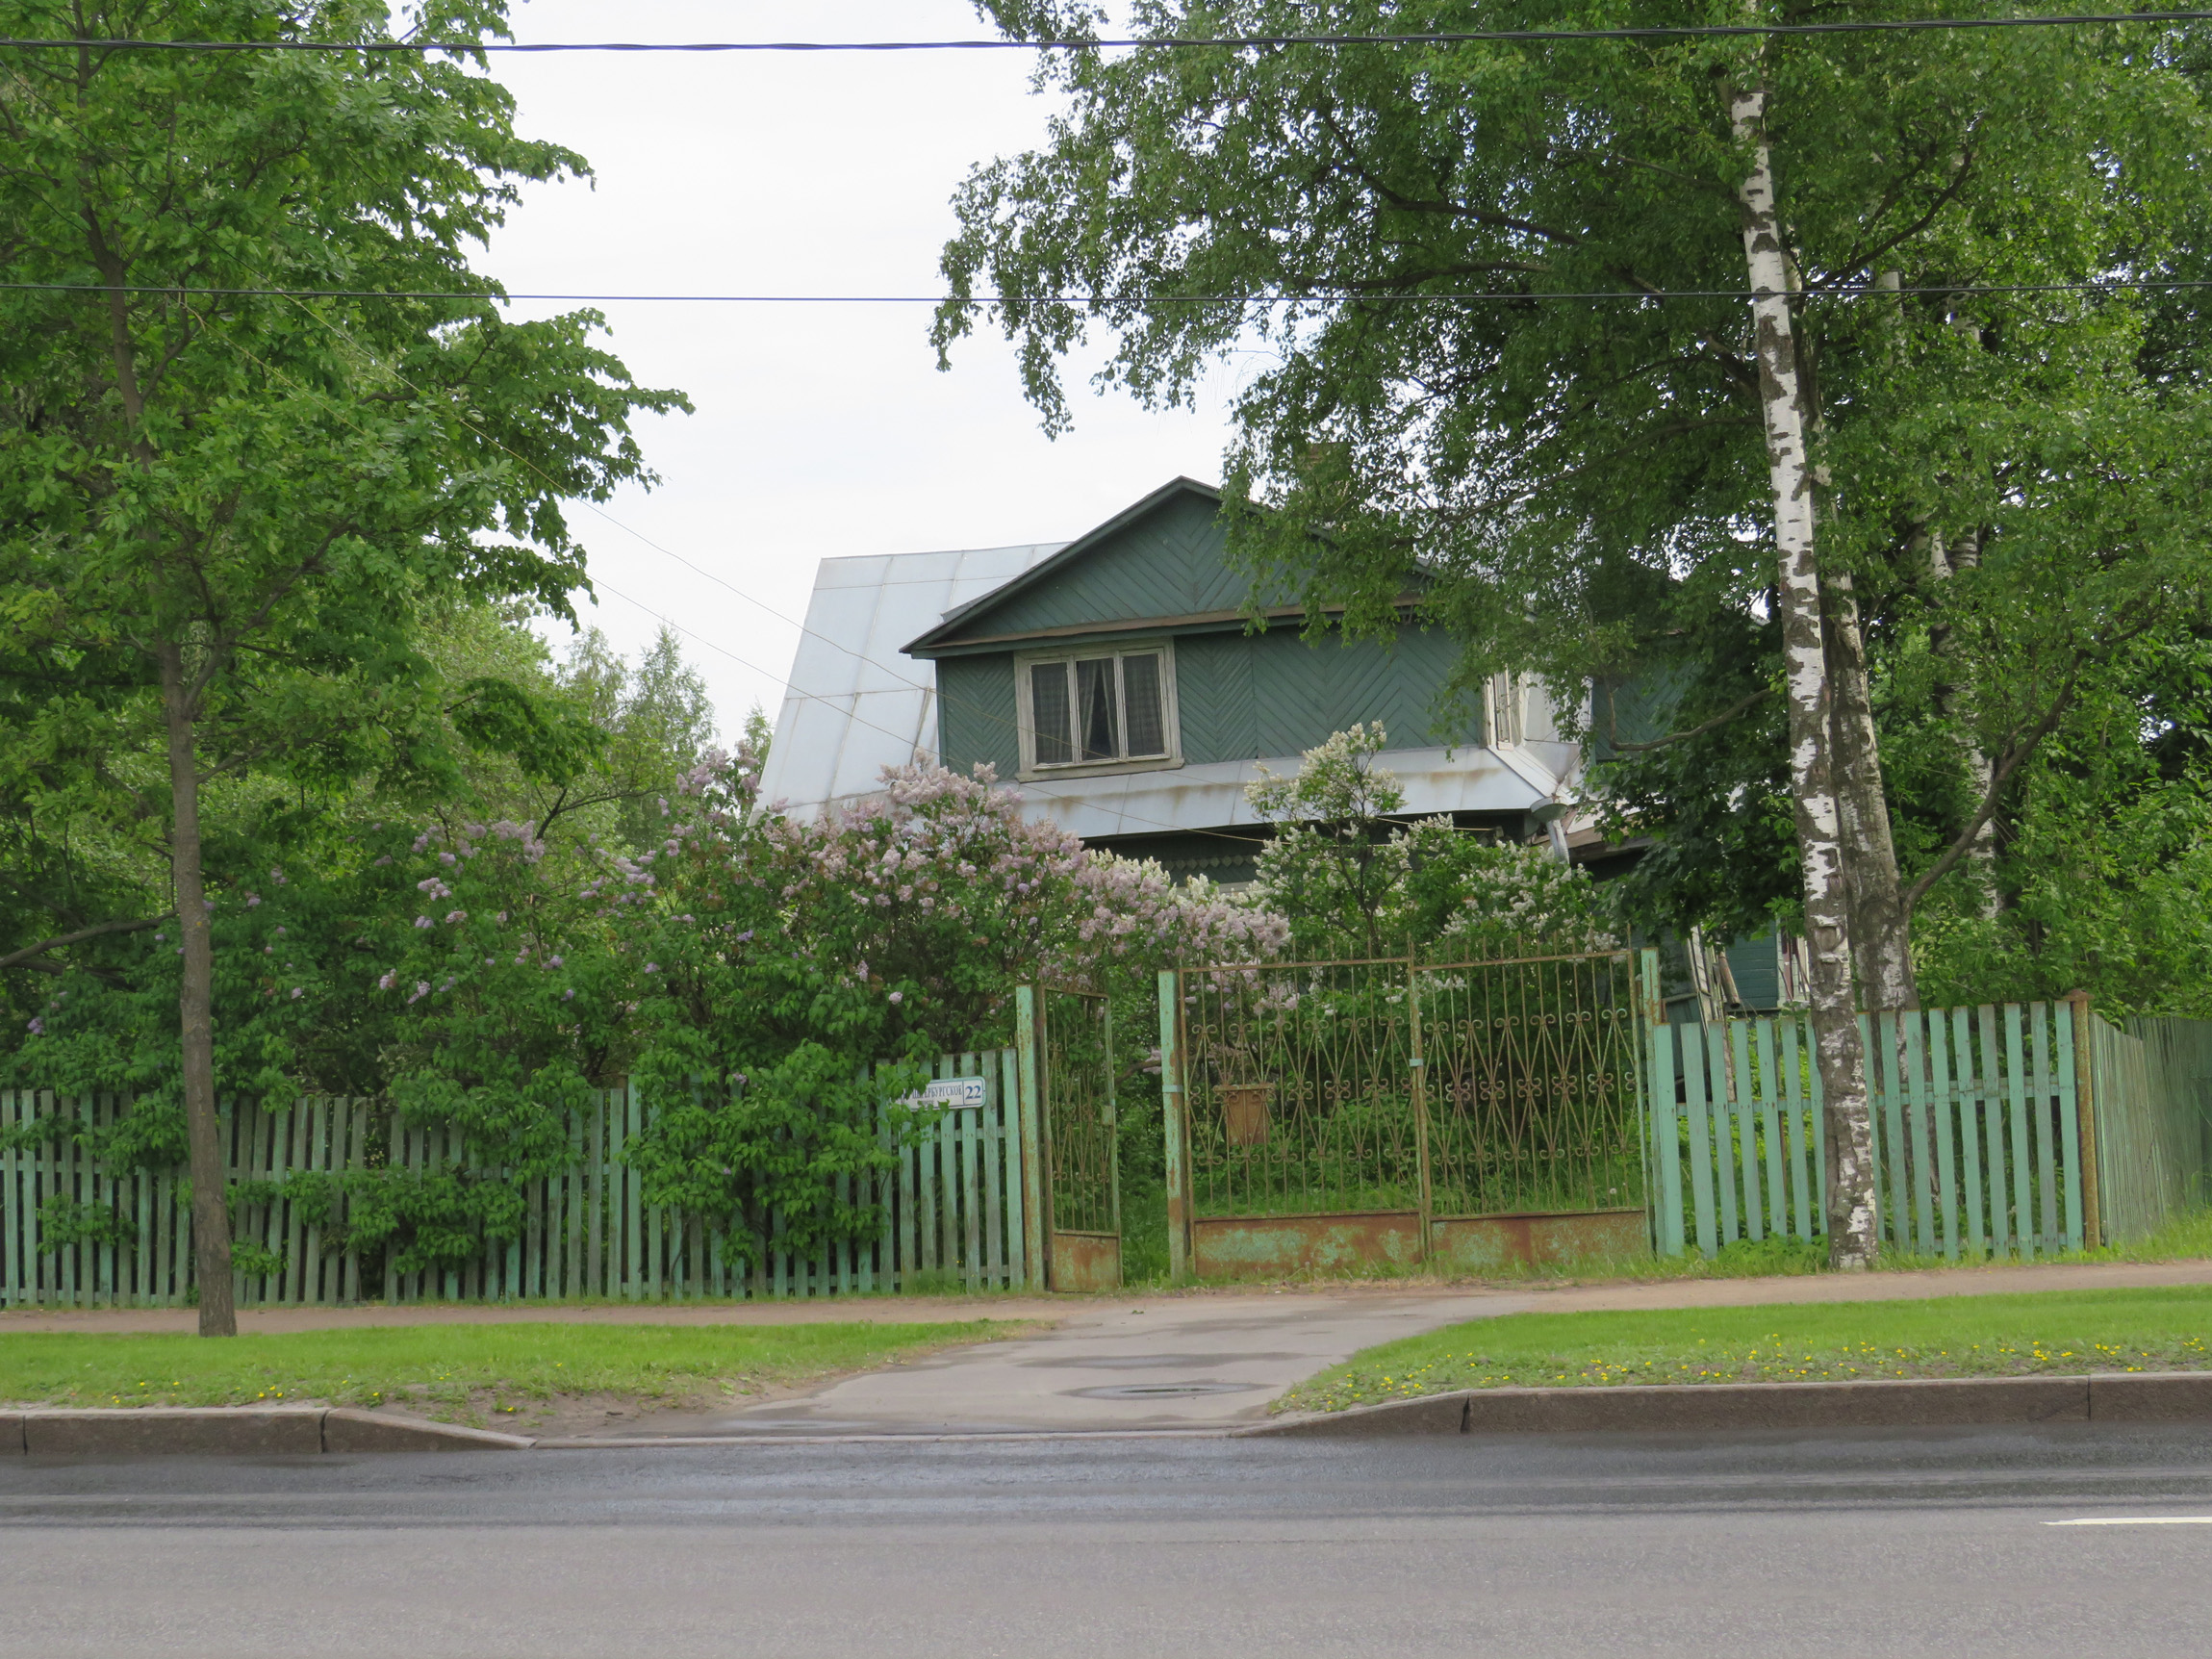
[{"left": 484, "top": 0, "right": 1245, "bottom": 732}]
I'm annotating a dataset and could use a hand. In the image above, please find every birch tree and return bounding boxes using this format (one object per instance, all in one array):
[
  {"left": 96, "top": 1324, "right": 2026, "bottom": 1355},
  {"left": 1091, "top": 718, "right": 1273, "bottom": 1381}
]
[{"left": 937, "top": 0, "right": 2208, "bottom": 1258}]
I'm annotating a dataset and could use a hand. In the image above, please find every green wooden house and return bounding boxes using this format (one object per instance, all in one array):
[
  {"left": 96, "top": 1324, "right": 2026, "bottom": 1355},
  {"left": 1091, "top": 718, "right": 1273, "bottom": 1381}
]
[{"left": 764, "top": 478, "right": 1586, "bottom": 884}]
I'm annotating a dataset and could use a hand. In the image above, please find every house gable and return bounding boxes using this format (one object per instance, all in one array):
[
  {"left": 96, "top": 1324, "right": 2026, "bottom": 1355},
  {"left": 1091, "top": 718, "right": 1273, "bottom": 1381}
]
[{"left": 904, "top": 479, "right": 1296, "bottom": 656}]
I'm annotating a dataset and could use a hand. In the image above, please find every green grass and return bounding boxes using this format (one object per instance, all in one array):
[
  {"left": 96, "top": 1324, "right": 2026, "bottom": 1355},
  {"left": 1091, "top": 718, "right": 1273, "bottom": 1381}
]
[
  {"left": 0, "top": 1320, "right": 1011, "bottom": 1414},
  {"left": 1281, "top": 1287, "right": 2212, "bottom": 1412}
]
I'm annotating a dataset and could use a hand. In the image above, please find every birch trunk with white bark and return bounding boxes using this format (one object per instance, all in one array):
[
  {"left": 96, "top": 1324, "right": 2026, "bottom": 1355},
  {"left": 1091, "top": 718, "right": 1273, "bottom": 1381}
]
[{"left": 1732, "top": 79, "right": 1880, "bottom": 1268}]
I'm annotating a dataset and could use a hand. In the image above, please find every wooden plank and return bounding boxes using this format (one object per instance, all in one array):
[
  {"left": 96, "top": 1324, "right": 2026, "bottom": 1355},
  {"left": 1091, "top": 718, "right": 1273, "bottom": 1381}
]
[
  {"left": 1954, "top": 1009, "right": 1985, "bottom": 1254},
  {"left": 982, "top": 1051, "right": 1006, "bottom": 1286},
  {"left": 286, "top": 1103, "right": 310, "bottom": 1304},
  {"left": 960, "top": 1052, "right": 981, "bottom": 1291},
  {"left": 1925, "top": 1013, "right": 1958, "bottom": 1260},
  {"left": 1001, "top": 1046, "right": 1027, "bottom": 1287},
  {"left": 1729, "top": 1021, "right": 1762, "bottom": 1242},
  {"left": 1979, "top": 1008, "right": 2008, "bottom": 1255},
  {"left": 2005, "top": 1003, "right": 2033, "bottom": 1258},
  {"left": 1682, "top": 1024, "right": 1719, "bottom": 1257},
  {"left": 1649, "top": 1020, "right": 1685, "bottom": 1256},
  {"left": 1700, "top": 1024, "right": 1737, "bottom": 1247},
  {"left": 2030, "top": 1003, "right": 2060, "bottom": 1250},
  {"left": 1871, "top": 1013, "right": 1909, "bottom": 1252},
  {"left": 626, "top": 1079, "right": 645, "bottom": 1300},
  {"left": 1778, "top": 1017, "right": 1812, "bottom": 1239},
  {"left": 1018, "top": 984, "right": 1050, "bottom": 1288},
  {"left": 154, "top": 1163, "right": 174, "bottom": 1309},
  {"left": 1754, "top": 1020, "right": 1787, "bottom": 1242},
  {"left": 1902, "top": 1014, "right": 1936, "bottom": 1256},
  {"left": 588, "top": 1091, "right": 605, "bottom": 1297},
  {"left": 899, "top": 1098, "right": 919, "bottom": 1290},
  {"left": 2, "top": 1094, "right": 19, "bottom": 1308},
  {"left": 2055, "top": 1004, "right": 2085, "bottom": 1251},
  {"left": 938, "top": 1080, "right": 958, "bottom": 1276}
]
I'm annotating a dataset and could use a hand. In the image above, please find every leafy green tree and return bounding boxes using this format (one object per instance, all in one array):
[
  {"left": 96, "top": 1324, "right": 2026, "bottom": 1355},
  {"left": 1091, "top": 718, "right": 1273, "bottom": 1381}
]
[
  {"left": 1247, "top": 724, "right": 1616, "bottom": 961},
  {"left": 0, "top": 1, "right": 684, "bottom": 1331},
  {"left": 937, "top": 0, "right": 2212, "bottom": 1262}
]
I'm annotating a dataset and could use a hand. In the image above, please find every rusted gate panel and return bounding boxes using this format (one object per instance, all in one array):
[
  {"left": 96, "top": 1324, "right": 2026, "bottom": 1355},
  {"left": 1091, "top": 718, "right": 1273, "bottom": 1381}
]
[
  {"left": 1166, "top": 951, "right": 1652, "bottom": 1279},
  {"left": 1034, "top": 984, "right": 1123, "bottom": 1291},
  {"left": 1192, "top": 1212, "right": 1424, "bottom": 1279}
]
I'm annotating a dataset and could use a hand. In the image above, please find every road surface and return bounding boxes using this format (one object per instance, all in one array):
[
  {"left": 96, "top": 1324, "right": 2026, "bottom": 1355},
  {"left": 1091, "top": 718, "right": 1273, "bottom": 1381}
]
[{"left": 7, "top": 1424, "right": 2211, "bottom": 1657}]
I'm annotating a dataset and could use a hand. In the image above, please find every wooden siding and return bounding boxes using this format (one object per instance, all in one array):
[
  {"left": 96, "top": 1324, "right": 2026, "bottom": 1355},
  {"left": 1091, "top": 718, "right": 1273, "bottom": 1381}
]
[
  {"left": 936, "top": 625, "right": 1482, "bottom": 775},
  {"left": 935, "top": 651, "right": 1021, "bottom": 778},
  {"left": 959, "top": 489, "right": 1272, "bottom": 638}
]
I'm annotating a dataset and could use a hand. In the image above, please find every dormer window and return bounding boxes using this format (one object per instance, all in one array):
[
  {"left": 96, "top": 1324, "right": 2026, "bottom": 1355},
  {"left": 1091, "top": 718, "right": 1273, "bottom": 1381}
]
[{"left": 1018, "top": 642, "right": 1180, "bottom": 777}]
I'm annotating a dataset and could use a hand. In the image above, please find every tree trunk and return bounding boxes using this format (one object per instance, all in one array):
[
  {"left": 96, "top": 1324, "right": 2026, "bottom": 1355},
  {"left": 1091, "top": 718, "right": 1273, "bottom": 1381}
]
[
  {"left": 1732, "top": 79, "right": 1880, "bottom": 1269},
  {"left": 159, "top": 641, "right": 235, "bottom": 1336},
  {"left": 1822, "top": 572, "right": 1917, "bottom": 1010},
  {"left": 1926, "top": 528, "right": 2002, "bottom": 917}
]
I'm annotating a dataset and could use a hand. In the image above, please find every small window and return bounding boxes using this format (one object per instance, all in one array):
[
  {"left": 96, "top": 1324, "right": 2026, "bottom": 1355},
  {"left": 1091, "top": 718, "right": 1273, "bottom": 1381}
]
[{"left": 1022, "top": 645, "right": 1177, "bottom": 773}]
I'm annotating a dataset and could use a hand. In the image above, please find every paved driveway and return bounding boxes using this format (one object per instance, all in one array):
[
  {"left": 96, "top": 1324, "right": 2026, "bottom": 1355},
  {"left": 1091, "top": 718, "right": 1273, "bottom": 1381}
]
[{"left": 604, "top": 1289, "right": 1531, "bottom": 1437}]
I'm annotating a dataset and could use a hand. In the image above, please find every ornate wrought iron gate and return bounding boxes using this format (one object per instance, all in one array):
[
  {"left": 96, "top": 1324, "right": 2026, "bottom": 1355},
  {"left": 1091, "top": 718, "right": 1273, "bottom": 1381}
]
[
  {"left": 1161, "top": 951, "right": 1647, "bottom": 1279},
  {"left": 1026, "top": 984, "right": 1122, "bottom": 1290}
]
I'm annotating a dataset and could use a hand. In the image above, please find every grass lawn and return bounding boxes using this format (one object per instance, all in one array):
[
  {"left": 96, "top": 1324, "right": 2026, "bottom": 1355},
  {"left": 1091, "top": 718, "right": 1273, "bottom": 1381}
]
[
  {"left": 1280, "top": 1287, "right": 2212, "bottom": 1413},
  {"left": 0, "top": 1319, "right": 1012, "bottom": 1421}
]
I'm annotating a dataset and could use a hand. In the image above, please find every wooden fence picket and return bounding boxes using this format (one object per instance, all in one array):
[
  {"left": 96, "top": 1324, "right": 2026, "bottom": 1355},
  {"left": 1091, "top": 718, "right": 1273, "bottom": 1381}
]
[{"left": 1642, "top": 996, "right": 2159, "bottom": 1263}]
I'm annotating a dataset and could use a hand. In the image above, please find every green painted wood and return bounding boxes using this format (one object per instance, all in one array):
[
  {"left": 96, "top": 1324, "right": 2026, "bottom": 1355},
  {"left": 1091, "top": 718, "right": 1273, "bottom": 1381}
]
[
  {"left": 2, "top": 1095, "right": 19, "bottom": 1306},
  {"left": 1682, "top": 1026, "right": 1718, "bottom": 1257},
  {"left": 1925, "top": 1014, "right": 1959, "bottom": 1260},
  {"left": 1157, "top": 971, "right": 1188, "bottom": 1281},
  {"left": 1018, "top": 984, "right": 1048, "bottom": 1289},
  {"left": 1730, "top": 1022, "right": 1761, "bottom": 1242},
  {"left": 899, "top": 1103, "right": 919, "bottom": 1289},
  {"left": 1001, "top": 1046, "right": 1027, "bottom": 1288},
  {"left": 2030, "top": 1004, "right": 2060, "bottom": 1249},
  {"left": 1953, "top": 1009, "right": 1985, "bottom": 1253},
  {"left": 2055, "top": 1006, "right": 2085, "bottom": 1250},
  {"left": 1778, "top": 1019, "right": 1813, "bottom": 1239},
  {"left": 2004, "top": 1005, "right": 2033, "bottom": 1257},
  {"left": 960, "top": 1051, "right": 982, "bottom": 1291},
  {"left": 934, "top": 651, "right": 1022, "bottom": 778},
  {"left": 1901, "top": 1015, "right": 1936, "bottom": 1256},
  {"left": 1701, "top": 1025, "right": 1736, "bottom": 1246},
  {"left": 1754, "top": 1021, "right": 1786, "bottom": 1241},
  {"left": 1649, "top": 1002, "right": 1685, "bottom": 1256},
  {"left": 982, "top": 1058, "right": 1005, "bottom": 1287}
]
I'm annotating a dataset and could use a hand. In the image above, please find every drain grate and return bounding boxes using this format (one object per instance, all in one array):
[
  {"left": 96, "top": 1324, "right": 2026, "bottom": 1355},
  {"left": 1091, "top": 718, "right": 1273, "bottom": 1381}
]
[{"left": 1068, "top": 1381, "right": 1261, "bottom": 1399}]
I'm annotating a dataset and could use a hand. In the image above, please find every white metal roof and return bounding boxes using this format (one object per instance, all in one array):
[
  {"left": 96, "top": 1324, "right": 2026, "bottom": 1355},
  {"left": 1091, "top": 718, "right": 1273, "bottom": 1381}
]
[{"left": 759, "top": 542, "right": 1065, "bottom": 818}]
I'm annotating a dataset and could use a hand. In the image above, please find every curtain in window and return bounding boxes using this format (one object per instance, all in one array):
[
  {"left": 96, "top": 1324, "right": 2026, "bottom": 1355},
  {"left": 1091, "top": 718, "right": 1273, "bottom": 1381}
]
[
  {"left": 1076, "top": 657, "right": 1119, "bottom": 761},
  {"left": 1030, "top": 661, "right": 1073, "bottom": 764}
]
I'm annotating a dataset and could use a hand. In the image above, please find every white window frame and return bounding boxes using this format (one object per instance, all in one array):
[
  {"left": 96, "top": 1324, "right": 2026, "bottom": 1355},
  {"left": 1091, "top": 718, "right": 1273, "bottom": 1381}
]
[{"left": 1015, "top": 638, "right": 1182, "bottom": 780}]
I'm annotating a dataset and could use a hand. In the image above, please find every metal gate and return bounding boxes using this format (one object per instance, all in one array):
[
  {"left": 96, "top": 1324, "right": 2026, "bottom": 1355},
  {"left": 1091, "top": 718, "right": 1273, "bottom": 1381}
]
[
  {"left": 1028, "top": 984, "right": 1122, "bottom": 1290},
  {"left": 1161, "top": 951, "right": 1648, "bottom": 1279}
]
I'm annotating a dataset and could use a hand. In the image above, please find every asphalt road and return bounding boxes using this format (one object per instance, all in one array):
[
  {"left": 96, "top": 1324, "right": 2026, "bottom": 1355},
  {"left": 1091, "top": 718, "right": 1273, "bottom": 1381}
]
[{"left": 8, "top": 1426, "right": 2212, "bottom": 1657}]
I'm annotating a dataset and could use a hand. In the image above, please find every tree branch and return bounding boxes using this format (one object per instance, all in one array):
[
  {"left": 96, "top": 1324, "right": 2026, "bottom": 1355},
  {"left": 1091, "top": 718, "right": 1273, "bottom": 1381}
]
[
  {"left": 0, "top": 914, "right": 170, "bottom": 974},
  {"left": 1608, "top": 685, "right": 1769, "bottom": 753},
  {"left": 1900, "top": 669, "right": 2081, "bottom": 915}
]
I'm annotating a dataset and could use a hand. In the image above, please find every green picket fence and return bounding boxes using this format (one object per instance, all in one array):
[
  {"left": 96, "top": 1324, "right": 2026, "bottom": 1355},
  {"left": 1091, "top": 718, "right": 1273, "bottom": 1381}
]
[
  {"left": 1646, "top": 1001, "right": 2091, "bottom": 1259},
  {"left": 0, "top": 1049, "right": 1034, "bottom": 1308},
  {"left": 2089, "top": 1016, "right": 2212, "bottom": 1243}
]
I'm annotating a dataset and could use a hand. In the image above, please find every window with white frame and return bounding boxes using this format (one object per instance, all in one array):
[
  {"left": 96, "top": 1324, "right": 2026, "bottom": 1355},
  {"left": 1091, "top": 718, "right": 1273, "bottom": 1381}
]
[{"left": 1019, "top": 643, "right": 1178, "bottom": 773}]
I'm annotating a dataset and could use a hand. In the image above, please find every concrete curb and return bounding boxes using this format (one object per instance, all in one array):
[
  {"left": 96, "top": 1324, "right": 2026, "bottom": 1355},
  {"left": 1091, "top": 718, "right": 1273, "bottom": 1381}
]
[
  {"left": 7, "top": 1407, "right": 533, "bottom": 1457},
  {"left": 1249, "top": 1370, "right": 2212, "bottom": 1437}
]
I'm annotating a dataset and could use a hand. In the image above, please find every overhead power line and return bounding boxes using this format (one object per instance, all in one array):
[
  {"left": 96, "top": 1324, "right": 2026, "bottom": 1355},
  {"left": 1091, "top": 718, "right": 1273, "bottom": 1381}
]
[
  {"left": 6, "top": 278, "right": 2211, "bottom": 304},
  {"left": 2, "top": 13, "right": 2210, "bottom": 53}
]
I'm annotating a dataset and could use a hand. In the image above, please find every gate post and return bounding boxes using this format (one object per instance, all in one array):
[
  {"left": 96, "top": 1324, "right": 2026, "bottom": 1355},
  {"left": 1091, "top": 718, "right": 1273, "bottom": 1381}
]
[
  {"left": 1407, "top": 957, "right": 1433, "bottom": 1263},
  {"left": 1015, "top": 984, "right": 1048, "bottom": 1290},
  {"left": 1640, "top": 947, "right": 1686, "bottom": 1257},
  {"left": 1158, "top": 969, "right": 1190, "bottom": 1282}
]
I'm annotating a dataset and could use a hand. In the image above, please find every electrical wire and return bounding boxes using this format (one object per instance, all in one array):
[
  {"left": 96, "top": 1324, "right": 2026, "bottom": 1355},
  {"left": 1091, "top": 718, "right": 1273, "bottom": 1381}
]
[
  {"left": 185, "top": 290, "right": 1278, "bottom": 851},
  {"left": 2, "top": 14, "right": 2209, "bottom": 51},
  {"left": 6, "top": 278, "right": 2209, "bottom": 304}
]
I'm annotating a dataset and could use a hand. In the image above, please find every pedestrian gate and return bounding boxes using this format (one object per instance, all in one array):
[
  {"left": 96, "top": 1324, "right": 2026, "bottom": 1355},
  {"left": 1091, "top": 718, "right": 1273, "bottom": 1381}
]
[{"left": 1029, "top": 984, "right": 1122, "bottom": 1291}]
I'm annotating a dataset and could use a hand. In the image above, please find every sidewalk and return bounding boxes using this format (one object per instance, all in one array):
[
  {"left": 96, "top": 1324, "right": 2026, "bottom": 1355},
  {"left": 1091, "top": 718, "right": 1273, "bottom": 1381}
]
[{"left": 9, "top": 1259, "right": 2205, "bottom": 1439}]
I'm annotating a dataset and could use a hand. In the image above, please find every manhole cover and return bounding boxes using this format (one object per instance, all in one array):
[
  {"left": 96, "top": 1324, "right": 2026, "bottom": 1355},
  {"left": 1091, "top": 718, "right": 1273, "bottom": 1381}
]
[{"left": 1067, "top": 1381, "right": 1263, "bottom": 1399}]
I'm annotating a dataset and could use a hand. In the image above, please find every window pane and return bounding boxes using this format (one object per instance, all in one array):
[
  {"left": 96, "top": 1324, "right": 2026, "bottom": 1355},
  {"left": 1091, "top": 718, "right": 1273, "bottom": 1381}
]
[
  {"left": 1030, "top": 661, "right": 1073, "bottom": 765},
  {"left": 1076, "top": 657, "right": 1120, "bottom": 760},
  {"left": 1122, "top": 653, "right": 1166, "bottom": 755}
]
